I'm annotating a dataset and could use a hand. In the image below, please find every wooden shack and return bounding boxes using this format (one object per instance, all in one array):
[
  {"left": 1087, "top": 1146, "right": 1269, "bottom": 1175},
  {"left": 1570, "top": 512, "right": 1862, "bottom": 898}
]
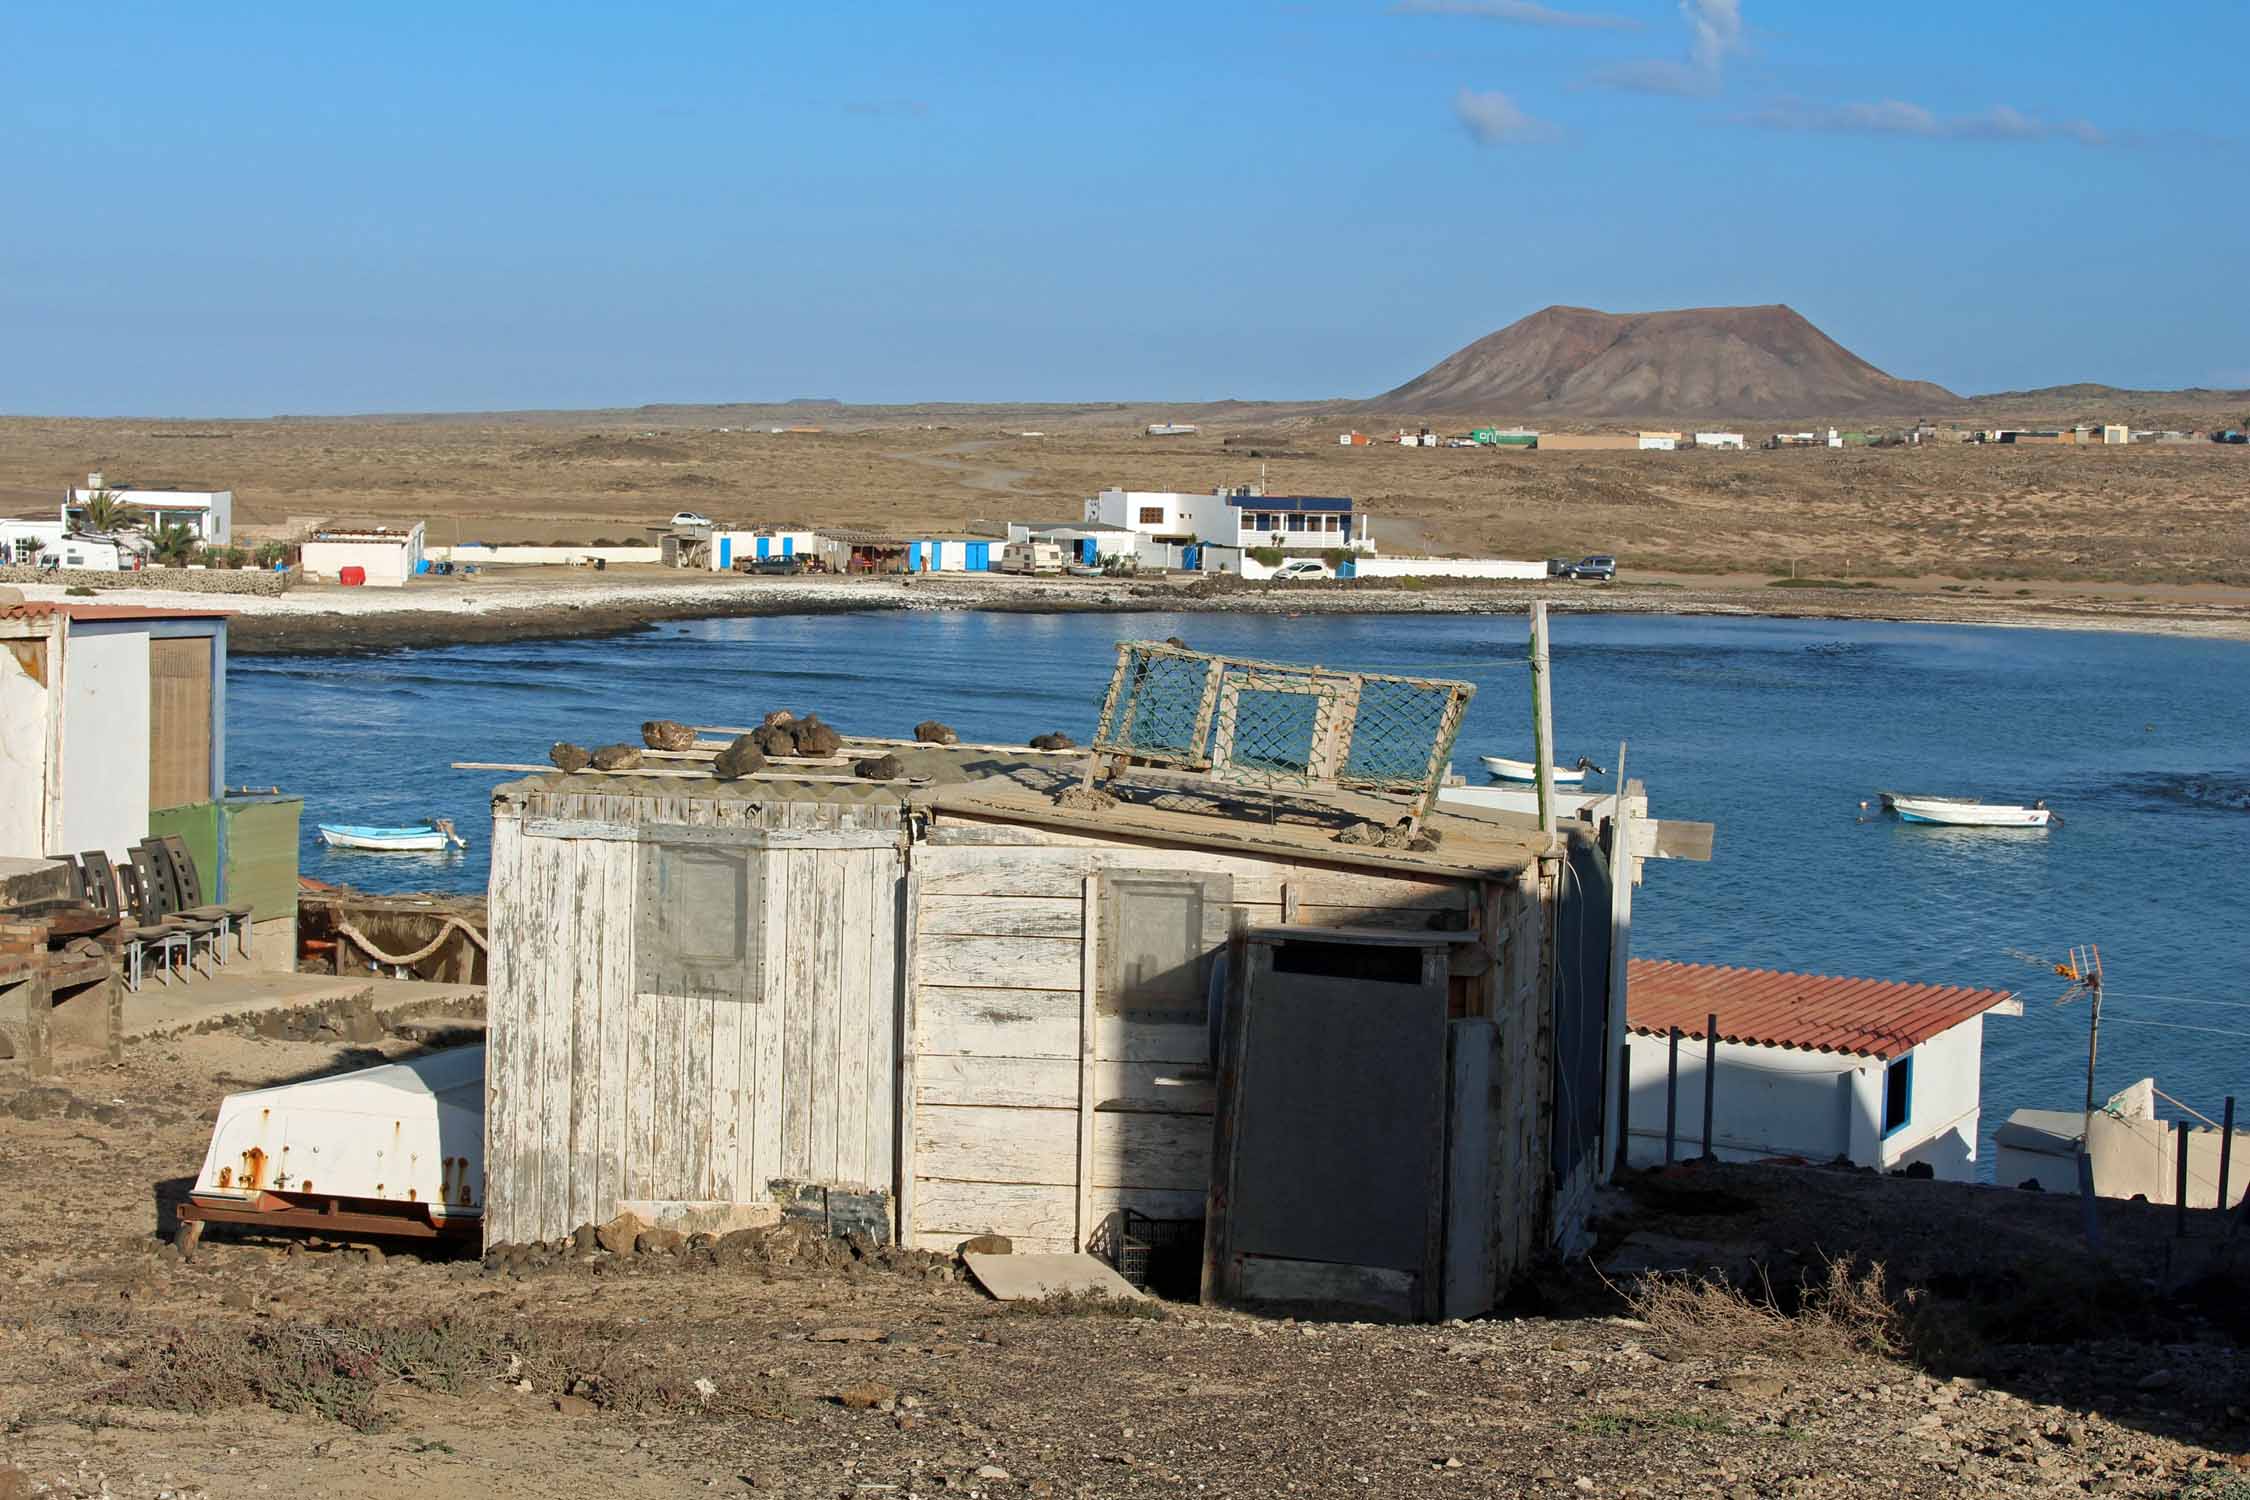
[{"left": 479, "top": 643, "right": 1706, "bottom": 1316}]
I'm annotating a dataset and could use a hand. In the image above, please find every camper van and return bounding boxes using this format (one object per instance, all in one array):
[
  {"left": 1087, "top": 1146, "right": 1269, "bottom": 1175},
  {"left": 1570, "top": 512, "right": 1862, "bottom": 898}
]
[
  {"left": 997, "top": 540, "right": 1065, "bottom": 576},
  {"left": 0, "top": 522, "right": 135, "bottom": 572}
]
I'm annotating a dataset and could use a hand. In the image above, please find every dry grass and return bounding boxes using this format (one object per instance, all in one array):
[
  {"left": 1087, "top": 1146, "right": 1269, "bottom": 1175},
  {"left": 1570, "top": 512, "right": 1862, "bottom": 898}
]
[{"left": 1622, "top": 1256, "right": 1912, "bottom": 1364}]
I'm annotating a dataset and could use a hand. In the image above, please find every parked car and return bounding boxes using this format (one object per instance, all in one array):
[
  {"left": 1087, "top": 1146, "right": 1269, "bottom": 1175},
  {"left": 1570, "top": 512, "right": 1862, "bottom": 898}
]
[
  {"left": 670, "top": 511, "right": 713, "bottom": 529},
  {"left": 1567, "top": 555, "right": 1617, "bottom": 582},
  {"left": 1545, "top": 558, "right": 1573, "bottom": 578},
  {"left": 1269, "top": 558, "right": 1331, "bottom": 582},
  {"left": 734, "top": 554, "right": 806, "bottom": 576}
]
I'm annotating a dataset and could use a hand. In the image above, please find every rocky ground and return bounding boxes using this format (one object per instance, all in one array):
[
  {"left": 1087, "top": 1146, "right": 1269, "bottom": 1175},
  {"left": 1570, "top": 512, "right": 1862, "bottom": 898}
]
[{"left": 2, "top": 1032, "right": 2246, "bottom": 1500}]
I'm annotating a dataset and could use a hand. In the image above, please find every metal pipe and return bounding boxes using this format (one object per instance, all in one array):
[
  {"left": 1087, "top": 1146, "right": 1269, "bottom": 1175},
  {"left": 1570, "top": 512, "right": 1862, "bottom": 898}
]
[
  {"left": 1665, "top": 1025, "right": 1680, "bottom": 1165},
  {"left": 2175, "top": 1124, "right": 2192, "bottom": 1238},
  {"left": 2219, "top": 1097, "right": 2236, "bottom": 1218},
  {"left": 1702, "top": 1013, "right": 1718, "bottom": 1162}
]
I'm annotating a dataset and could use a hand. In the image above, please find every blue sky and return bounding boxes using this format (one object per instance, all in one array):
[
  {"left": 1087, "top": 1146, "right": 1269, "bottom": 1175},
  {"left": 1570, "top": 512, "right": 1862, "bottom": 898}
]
[{"left": 3, "top": 1, "right": 2242, "bottom": 415}]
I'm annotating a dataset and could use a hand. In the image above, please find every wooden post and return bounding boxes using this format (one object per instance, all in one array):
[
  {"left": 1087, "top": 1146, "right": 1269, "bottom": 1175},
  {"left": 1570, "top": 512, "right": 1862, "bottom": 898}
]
[
  {"left": 1664, "top": 1025, "right": 1680, "bottom": 1165},
  {"left": 1600, "top": 741, "right": 1632, "bottom": 1181},
  {"left": 1615, "top": 1042, "right": 1632, "bottom": 1175},
  {"left": 1528, "top": 602, "right": 1556, "bottom": 840},
  {"left": 1702, "top": 1012, "right": 1718, "bottom": 1162},
  {"left": 2219, "top": 1097, "right": 2236, "bottom": 1218},
  {"left": 2175, "top": 1124, "right": 2192, "bottom": 1237}
]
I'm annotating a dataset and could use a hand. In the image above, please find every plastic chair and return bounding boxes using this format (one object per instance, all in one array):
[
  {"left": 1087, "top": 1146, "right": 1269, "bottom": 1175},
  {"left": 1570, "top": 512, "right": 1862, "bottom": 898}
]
[
  {"left": 129, "top": 844, "right": 221, "bottom": 978},
  {"left": 153, "top": 835, "right": 254, "bottom": 961},
  {"left": 111, "top": 861, "right": 191, "bottom": 989}
]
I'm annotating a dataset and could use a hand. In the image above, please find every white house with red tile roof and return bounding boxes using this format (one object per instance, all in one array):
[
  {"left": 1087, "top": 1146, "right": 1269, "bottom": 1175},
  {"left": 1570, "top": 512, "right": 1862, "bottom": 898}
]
[{"left": 1622, "top": 959, "right": 2022, "bottom": 1180}]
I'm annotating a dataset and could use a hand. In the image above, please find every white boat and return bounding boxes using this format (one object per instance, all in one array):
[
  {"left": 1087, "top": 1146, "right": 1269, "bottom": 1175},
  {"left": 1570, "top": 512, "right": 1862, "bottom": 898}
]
[
  {"left": 1480, "top": 754, "right": 1603, "bottom": 785},
  {"left": 1880, "top": 793, "right": 2056, "bottom": 828},
  {"left": 318, "top": 817, "right": 467, "bottom": 851},
  {"left": 178, "top": 1044, "right": 485, "bottom": 1247}
]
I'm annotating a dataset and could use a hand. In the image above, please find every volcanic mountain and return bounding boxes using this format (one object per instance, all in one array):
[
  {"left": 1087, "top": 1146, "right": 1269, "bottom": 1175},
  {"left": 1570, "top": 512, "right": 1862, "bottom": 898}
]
[{"left": 1375, "top": 304, "right": 1958, "bottom": 419}]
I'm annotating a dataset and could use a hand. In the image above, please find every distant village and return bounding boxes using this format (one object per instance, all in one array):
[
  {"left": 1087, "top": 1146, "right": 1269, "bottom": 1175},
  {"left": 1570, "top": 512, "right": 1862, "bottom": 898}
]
[{"left": 1340, "top": 419, "right": 2246, "bottom": 450}]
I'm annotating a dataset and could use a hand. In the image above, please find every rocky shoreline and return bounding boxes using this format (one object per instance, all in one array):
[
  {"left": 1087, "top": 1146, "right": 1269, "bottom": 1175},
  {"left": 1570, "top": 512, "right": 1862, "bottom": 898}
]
[{"left": 218, "top": 576, "right": 2250, "bottom": 656}]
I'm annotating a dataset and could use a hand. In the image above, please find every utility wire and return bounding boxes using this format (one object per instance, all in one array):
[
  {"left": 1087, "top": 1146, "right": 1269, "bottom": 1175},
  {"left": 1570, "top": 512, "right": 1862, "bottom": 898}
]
[
  {"left": 2096, "top": 1015, "right": 2250, "bottom": 1042},
  {"left": 2099, "top": 993, "right": 2250, "bottom": 1013}
]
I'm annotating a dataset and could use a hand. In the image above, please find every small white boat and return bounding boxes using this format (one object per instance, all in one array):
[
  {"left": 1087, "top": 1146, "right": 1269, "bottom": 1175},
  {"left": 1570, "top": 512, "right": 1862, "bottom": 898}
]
[
  {"left": 318, "top": 817, "right": 467, "bottom": 852},
  {"left": 1481, "top": 754, "right": 1604, "bottom": 785},
  {"left": 1880, "top": 793, "right": 2056, "bottom": 828}
]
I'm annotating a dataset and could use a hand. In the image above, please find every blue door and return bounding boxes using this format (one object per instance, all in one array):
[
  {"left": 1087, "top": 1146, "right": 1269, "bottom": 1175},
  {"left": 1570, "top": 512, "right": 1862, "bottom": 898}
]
[
  {"left": 1184, "top": 544, "right": 1201, "bottom": 571},
  {"left": 907, "top": 542, "right": 923, "bottom": 573},
  {"left": 782, "top": 535, "right": 795, "bottom": 558},
  {"left": 967, "top": 542, "right": 989, "bottom": 570},
  {"left": 756, "top": 536, "right": 771, "bottom": 560},
  {"left": 1080, "top": 538, "right": 1097, "bottom": 565},
  {"left": 718, "top": 537, "right": 732, "bottom": 569}
]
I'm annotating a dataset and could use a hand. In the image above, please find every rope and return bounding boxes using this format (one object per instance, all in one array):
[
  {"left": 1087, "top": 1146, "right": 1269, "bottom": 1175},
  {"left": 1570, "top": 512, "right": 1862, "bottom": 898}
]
[{"left": 336, "top": 917, "right": 487, "bottom": 966}]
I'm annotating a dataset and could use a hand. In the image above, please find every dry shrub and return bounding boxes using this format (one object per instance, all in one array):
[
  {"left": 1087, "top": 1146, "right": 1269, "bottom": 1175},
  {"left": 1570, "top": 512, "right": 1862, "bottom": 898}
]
[
  {"left": 1624, "top": 1256, "right": 1908, "bottom": 1364},
  {"left": 1003, "top": 1290, "right": 1170, "bottom": 1321}
]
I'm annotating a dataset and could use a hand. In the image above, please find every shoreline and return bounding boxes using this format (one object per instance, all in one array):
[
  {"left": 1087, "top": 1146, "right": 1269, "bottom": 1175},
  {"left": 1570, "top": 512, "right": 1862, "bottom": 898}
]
[{"left": 14, "top": 571, "right": 2250, "bottom": 655}]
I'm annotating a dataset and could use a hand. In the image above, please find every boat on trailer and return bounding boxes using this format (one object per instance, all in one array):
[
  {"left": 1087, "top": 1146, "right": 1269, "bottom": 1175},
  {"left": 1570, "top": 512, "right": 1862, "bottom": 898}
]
[
  {"left": 317, "top": 817, "right": 467, "bottom": 852},
  {"left": 1480, "top": 754, "right": 1605, "bottom": 786},
  {"left": 1880, "top": 793, "right": 2057, "bottom": 828}
]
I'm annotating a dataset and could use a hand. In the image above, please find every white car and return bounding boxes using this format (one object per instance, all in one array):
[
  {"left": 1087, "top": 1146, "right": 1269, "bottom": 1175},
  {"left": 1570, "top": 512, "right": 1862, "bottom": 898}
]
[
  {"left": 1269, "top": 558, "right": 1330, "bottom": 581},
  {"left": 670, "top": 511, "right": 712, "bottom": 529}
]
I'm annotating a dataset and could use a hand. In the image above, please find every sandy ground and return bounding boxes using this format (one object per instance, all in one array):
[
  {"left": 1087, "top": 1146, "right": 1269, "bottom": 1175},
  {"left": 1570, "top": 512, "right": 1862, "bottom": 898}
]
[
  {"left": 6, "top": 407, "right": 2250, "bottom": 591},
  {"left": 13, "top": 563, "right": 2250, "bottom": 655},
  {"left": 1, "top": 1024, "right": 2245, "bottom": 1500}
]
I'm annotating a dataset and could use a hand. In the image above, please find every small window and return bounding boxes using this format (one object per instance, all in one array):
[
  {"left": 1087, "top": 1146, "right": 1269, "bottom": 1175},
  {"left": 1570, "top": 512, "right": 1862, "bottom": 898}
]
[
  {"left": 636, "top": 840, "right": 763, "bottom": 1002},
  {"left": 1099, "top": 873, "right": 1232, "bottom": 1023},
  {"left": 1138, "top": 506, "right": 1165, "bottom": 525},
  {"left": 1881, "top": 1054, "right": 1912, "bottom": 1136}
]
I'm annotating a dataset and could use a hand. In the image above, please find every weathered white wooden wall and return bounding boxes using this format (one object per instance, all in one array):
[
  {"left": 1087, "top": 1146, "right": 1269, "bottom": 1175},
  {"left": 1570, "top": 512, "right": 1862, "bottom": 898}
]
[
  {"left": 903, "top": 823, "right": 1482, "bottom": 1256},
  {"left": 485, "top": 791, "right": 902, "bottom": 1245}
]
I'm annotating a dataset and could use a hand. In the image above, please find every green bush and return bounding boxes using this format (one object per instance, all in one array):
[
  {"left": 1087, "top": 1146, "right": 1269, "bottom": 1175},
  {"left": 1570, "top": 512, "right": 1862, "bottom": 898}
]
[
  {"left": 589, "top": 537, "right": 618, "bottom": 548},
  {"left": 1248, "top": 547, "right": 1285, "bottom": 567}
]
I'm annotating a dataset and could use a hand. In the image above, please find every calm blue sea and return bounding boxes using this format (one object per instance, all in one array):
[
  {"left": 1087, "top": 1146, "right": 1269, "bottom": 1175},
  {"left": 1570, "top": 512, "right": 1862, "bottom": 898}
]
[{"left": 228, "top": 611, "right": 2250, "bottom": 1164}]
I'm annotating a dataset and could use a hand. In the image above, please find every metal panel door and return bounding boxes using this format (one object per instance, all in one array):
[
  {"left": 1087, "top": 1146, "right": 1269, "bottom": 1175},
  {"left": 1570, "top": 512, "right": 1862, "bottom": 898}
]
[{"left": 1212, "top": 932, "right": 1451, "bottom": 1317}]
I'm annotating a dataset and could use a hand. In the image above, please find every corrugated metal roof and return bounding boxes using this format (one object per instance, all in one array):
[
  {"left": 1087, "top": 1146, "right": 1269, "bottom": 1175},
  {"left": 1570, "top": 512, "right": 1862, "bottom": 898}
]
[
  {"left": 0, "top": 601, "right": 233, "bottom": 623},
  {"left": 1627, "top": 958, "right": 2016, "bottom": 1060}
]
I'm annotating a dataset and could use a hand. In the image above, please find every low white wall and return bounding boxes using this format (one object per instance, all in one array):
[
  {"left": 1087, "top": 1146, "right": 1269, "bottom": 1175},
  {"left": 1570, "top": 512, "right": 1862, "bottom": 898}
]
[
  {"left": 428, "top": 545, "right": 661, "bottom": 566},
  {"left": 1347, "top": 557, "right": 1546, "bottom": 581},
  {"left": 302, "top": 540, "right": 417, "bottom": 586},
  {"left": 1625, "top": 1034, "right": 1857, "bottom": 1168}
]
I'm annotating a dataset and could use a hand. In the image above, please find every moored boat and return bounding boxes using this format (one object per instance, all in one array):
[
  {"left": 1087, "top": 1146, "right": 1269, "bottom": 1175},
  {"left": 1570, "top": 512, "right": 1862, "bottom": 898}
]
[
  {"left": 318, "top": 817, "right": 468, "bottom": 852},
  {"left": 1879, "top": 793, "right": 2056, "bottom": 828},
  {"left": 1481, "top": 754, "right": 1603, "bottom": 785}
]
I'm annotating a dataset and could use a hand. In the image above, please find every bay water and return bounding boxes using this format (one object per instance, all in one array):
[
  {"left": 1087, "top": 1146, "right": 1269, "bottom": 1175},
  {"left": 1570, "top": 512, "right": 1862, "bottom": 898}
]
[{"left": 227, "top": 610, "right": 2250, "bottom": 1167}]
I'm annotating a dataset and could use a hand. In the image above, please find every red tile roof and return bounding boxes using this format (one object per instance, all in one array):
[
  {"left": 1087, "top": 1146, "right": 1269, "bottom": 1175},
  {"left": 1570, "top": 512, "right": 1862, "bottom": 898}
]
[
  {"left": 1627, "top": 959, "right": 2016, "bottom": 1060},
  {"left": 0, "top": 601, "right": 232, "bottom": 623}
]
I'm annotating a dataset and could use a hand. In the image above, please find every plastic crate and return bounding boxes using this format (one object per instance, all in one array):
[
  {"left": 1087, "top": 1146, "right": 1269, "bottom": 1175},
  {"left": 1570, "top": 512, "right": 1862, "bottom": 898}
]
[{"left": 1092, "top": 1209, "right": 1203, "bottom": 1296}]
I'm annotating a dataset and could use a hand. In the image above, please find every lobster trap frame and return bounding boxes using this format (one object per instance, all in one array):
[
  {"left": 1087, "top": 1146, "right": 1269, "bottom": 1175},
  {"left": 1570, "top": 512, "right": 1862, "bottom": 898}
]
[{"left": 1087, "top": 640, "right": 1475, "bottom": 816}]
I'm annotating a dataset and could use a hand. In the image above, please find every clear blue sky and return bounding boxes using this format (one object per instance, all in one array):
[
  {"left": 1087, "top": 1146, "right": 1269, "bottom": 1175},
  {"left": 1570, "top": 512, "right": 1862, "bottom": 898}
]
[{"left": 4, "top": 0, "right": 2242, "bottom": 415}]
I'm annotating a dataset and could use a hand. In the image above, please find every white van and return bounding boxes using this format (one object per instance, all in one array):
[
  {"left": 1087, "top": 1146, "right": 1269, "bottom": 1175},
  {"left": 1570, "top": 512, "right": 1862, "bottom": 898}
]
[{"left": 998, "top": 541, "right": 1065, "bottom": 575}]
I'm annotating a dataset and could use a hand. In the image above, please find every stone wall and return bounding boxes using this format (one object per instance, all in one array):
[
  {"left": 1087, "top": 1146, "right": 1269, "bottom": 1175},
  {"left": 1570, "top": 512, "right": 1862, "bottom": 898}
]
[{"left": 0, "top": 565, "right": 293, "bottom": 596}]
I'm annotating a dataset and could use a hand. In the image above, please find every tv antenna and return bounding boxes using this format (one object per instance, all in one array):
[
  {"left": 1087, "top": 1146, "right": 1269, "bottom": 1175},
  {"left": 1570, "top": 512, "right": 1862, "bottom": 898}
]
[{"left": 2012, "top": 944, "right": 2104, "bottom": 1113}]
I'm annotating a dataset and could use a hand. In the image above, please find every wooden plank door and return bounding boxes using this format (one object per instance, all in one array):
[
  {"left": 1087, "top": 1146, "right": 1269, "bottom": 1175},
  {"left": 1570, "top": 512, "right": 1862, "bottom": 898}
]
[{"left": 148, "top": 636, "right": 213, "bottom": 811}]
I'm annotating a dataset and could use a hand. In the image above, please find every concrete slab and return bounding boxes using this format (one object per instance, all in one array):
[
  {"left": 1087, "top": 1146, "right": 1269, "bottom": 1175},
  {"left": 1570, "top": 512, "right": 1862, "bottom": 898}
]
[{"left": 965, "top": 1252, "right": 1143, "bottom": 1302}]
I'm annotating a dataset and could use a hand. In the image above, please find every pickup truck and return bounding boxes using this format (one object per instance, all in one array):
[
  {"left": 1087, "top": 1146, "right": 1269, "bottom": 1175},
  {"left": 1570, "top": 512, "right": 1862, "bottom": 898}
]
[{"left": 1567, "top": 555, "right": 1617, "bottom": 582}]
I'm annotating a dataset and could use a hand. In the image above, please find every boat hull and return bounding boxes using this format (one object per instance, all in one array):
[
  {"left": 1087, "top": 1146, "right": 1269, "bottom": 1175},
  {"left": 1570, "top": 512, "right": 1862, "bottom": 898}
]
[
  {"left": 1479, "top": 755, "right": 1586, "bottom": 786},
  {"left": 1889, "top": 799, "right": 2052, "bottom": 828},
  {"left": 318, "top": 825, "right": 453, "bottom": 851}
]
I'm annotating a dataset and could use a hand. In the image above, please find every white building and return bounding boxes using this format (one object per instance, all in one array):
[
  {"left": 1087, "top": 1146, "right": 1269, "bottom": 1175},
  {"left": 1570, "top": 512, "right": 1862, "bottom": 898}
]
[
  {"left": 708, "top": 529, "right": 820, "bottom": 571},
  {"left": 66, "top": 474, "right": 234, "bottom": 545},
  {"left": 1638, "top": 432, "right": 1681, "bottom": 452},
  {"left": 2, "top": 521, "right": 141, "bottom": 572},
  {"left": 1622, "top": 959, "right": 2021, "bottom": 1181},
  {"left": 1693, "top": 432, "right": 1746, "bottom": 450},
  {"left": 300, "top": 523, "right": 425, "bottom": 587},
  {"left": 0, "top": 600, "right": 229, "bottom": 860},
  {"left": 1003, "top": 521, "right": 1139, "bottom": 568},
  {"left": 1085, "top": 486, "right": 1373, "bottom": 557}
]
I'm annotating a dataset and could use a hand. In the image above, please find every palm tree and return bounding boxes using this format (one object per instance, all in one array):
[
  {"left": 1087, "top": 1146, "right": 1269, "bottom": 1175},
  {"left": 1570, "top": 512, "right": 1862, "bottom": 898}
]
[
  {"left": 148, "top": 522, "right": 198, "bottom": 567},
  {"left": 75, "top": 489, "right": 144, "bottom": 535}
]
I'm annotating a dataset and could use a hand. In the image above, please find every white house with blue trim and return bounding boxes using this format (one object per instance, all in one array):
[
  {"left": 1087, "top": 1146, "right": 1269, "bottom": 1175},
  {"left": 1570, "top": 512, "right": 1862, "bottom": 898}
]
[
  {"left": 1621, "top": 959, "right": 2020, "bottom": 1182},
  {"left": 708, "top": 529, "right": 820, "bottom": 571},
  {"left": 1085, "top": 486, "right": 1374, "bottom": 556},
  {"left": 811, "top": 531, "right": 999, "bottom": 574}
]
